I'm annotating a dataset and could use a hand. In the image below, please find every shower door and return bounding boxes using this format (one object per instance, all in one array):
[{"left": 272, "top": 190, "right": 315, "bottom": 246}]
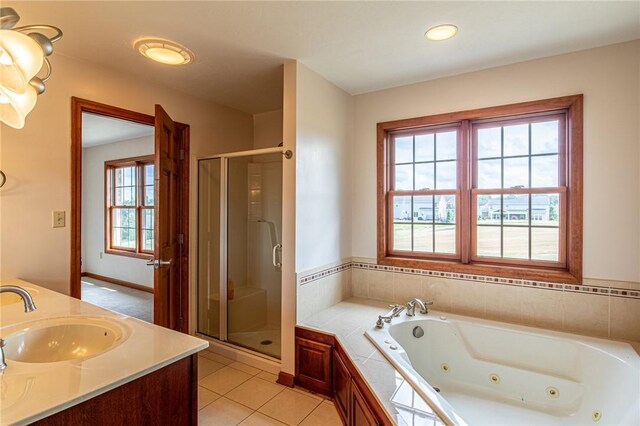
[{"left": 198, "top": 151, "right": 283, "bottom": 359}]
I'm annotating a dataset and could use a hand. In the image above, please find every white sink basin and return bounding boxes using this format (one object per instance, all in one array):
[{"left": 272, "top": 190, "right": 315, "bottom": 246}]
[{"left": 3, "top": 316, "right": 130, "bottom": 363}]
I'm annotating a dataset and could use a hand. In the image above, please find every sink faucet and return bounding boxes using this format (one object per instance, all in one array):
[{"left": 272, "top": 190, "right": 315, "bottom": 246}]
[
  {"left": 0, "top": 285, "right": 37, "bottom": 371},
  {"left": 405, "top": 298, "right": 433, "bottom": 316},
  {"left": 375, "top": 304, "right": 405, "bottom": 328}
]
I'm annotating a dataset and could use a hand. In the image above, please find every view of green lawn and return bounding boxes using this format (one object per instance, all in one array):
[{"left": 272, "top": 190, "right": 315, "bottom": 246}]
[{"left": 393, "top": 221, "right": 559, "bottom": 261}]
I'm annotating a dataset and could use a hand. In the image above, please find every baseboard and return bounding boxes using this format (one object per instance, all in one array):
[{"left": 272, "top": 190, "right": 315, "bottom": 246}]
[
  {"left": 277, "top": 371, "right": 295, "bottom": 387},
  {"left": 82, "top": 272, "right": 154, "bottom": 294}
]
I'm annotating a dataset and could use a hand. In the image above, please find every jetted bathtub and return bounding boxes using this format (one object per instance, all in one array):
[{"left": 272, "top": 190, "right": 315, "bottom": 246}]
[{"left": 365, "top": 311, "right": 640, "bottom": 426}]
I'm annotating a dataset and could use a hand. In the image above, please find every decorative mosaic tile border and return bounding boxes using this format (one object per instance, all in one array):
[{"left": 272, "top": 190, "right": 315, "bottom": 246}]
[
  {"left": 298, "top": 263, "right": 352, "bottom": 285},
  {"left": 298, "top": 260, "right": 640, "bottom": 300}
]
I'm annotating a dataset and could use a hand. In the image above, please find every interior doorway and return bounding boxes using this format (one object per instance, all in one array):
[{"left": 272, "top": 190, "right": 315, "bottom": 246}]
[
  {"left": 70, "top": 98, "right": 190, "bottom": 333},
  {"left": 80, "top": 112, "right": 155, "bottom": 322}
]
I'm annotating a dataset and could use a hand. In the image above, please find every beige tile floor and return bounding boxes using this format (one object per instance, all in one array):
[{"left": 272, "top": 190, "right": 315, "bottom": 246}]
[{"left": 198, "top": 349, "right": 343, "bottom": 426}]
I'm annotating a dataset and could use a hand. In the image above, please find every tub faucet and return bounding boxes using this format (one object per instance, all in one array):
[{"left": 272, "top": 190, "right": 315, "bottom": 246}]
[
  {"left": 375, "top": 304, "right": 405, "bottom": 328},
  {"left": 0, "top": 285, "right": 37, "bottom": 371},
  {"left": 406, "top": 298, "right": 433, "bottom": 316}
]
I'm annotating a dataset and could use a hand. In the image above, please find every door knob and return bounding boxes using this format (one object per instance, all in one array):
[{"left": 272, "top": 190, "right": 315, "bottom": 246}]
[{"left": 146, "top": 259, "right": 173, "bottom": 269}]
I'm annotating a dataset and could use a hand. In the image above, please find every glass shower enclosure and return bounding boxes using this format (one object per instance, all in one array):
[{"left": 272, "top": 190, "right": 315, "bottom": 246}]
[{"left": 197, "top": 149, "right": 283, "bottom": 359}]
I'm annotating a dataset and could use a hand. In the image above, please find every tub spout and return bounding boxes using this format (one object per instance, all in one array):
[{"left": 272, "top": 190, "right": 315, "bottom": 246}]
[{"left": 406, "top": 298, "right": 433, "bottom": 316}]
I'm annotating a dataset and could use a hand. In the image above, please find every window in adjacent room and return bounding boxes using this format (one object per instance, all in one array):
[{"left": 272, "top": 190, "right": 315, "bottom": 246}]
[
  {"left": 377, "top": 95, "right": 582, "bottom": 283},
  {"left": 105, "top": 156, "right": 155, "bottom": 257}
]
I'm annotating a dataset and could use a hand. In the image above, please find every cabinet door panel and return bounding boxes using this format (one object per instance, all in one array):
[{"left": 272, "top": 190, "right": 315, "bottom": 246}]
[
  {"left": 351, "top": 380, "right": 380, "bottom": 426},
  {"left": 334, "top": 351, "right": 351, "bottom": 424},
  {"left": 295, "top": 337, "right": 333, "bottom": 395}
]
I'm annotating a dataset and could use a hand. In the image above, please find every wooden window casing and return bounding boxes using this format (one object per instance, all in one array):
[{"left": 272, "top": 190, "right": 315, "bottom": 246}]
[
  {"left": 105, "top": 155, "right": 155, "bottom": 259},
  {"left": 377, "top": 95, "right": 583, "bottom": 283},
  {"left": 387, "top": 124, "right": 464, "bottom": 261}
]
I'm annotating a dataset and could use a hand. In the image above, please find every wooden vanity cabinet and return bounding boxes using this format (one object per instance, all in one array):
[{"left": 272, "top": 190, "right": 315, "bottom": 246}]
[
  {"left": 32, "top": 354, "right": 197, "bottom": 425},
  {"left": 295, "top": 327, "right": 388, "bottom": 426}
]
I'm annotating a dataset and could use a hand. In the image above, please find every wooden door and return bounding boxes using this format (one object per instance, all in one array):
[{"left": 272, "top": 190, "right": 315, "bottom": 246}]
[{"left": 154, "top": 105, "right": 181, "bottom": 330}]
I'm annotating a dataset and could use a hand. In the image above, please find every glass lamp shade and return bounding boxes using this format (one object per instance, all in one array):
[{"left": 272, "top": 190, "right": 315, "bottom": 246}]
[
  {"left": 0, "top": 29, "right": 44, "bottom": 93},
  {"left": 0, "top": 83, "right": 37, "bottom": 129}
]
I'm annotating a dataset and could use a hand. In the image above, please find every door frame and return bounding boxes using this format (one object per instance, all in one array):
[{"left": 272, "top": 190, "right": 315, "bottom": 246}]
[{"left": 70, "top": 97, "right": 190, "bottom": 332}]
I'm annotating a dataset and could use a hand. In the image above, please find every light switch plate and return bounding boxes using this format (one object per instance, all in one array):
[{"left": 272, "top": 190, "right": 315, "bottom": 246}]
[{"left": 53, "top": 211, "right": 65, "bottom": 228}]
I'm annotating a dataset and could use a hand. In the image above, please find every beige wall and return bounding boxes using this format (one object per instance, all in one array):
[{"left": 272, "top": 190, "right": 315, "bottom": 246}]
[
  {"left": 352, "top": 40, "right": 640, "bottom": 283},
  {"left": 253, "top": 110, "right": 283, "bottom": 149},
  {"left": 82, "top": 135, "right": 154, "bottom": 287},
  {"left": 0, "top": 53, "right": 254, "bottom": 295},
  {"left": 295, "top": 63, "right": 354, "bottom": 274}
]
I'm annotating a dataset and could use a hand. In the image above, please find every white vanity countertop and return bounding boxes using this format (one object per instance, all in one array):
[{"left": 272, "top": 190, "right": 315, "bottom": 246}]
[
  {"left": 0, "top": 279, "right": 208, "bottom": 426},
  {"left": 299, "top": 297, "right": 447, "bottom": 426}
]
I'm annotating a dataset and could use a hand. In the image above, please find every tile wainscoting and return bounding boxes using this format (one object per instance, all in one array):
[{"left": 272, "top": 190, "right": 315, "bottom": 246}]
[
  {"left": 297, "top": 260, "right": 352, "bottom": 322},
  {"left": 297, "top": 258, "right": 640, "bottom": 345}
]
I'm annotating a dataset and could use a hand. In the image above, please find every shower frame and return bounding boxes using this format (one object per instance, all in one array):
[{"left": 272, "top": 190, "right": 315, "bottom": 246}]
[{"left": 197, "top": 146, "right": 289, "bottom": 349}]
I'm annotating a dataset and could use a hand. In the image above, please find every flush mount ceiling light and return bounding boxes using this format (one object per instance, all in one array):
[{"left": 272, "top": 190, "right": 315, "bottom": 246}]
[
  {"left": 0, "top": 7, "right": 63, "bottom": 129},
  {"left": 134, "top": 38, "right": 194, "bottom": 65},
  {"left": 425, "top": 24, "right": 458, "bottom": 41}
]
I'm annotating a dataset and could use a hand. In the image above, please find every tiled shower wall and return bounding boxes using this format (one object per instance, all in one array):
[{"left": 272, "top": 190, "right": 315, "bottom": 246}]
[{"left": 298, "top": 258, "right": 640, "bottom": 346}]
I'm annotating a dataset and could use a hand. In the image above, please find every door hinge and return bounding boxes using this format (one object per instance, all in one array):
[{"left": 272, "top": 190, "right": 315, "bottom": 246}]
[
  {"left": 179, "top": 149, "right": 185, "bottom": 160},
  {"left": 178, "top": 233, "right": 184, "bottom": 244}
]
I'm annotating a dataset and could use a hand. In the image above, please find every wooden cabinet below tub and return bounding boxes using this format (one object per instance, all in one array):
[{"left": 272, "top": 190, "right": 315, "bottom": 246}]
[
  {"left": 295, "top": 336, "right": 333, "bottom": 395},
  {"left": 295, "top": 326, "right": 389, "bottom": 426},
  {"left": 333, "top": 349, "right": 351, "bottom": 423},
  {"left": 351, "top": 381, "right": 380, "bottom": 426}
]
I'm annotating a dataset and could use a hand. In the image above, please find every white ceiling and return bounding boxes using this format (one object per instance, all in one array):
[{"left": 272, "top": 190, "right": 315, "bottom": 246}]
[
  {"left": 9, "top": 1, "right": 640, "bottom": 114},
  {"left": 82, "top": 112, "right": 153, "bottom": 148}
]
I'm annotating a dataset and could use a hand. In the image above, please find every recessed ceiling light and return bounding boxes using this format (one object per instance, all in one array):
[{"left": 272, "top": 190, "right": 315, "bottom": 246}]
[
  {"left": 425, "top": 24, "right": 458, "bottom": 41},
  {"left": 134, "top": 38, "right": 194, "bottom": 65}
]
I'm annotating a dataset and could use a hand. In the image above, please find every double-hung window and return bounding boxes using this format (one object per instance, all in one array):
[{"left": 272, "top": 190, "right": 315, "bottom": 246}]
[
  {"left": 105, "top": 155, "right": 155, "bottom": 258},
  {"left": 378, "top": 96, "right": 582, "bottom": 283}
]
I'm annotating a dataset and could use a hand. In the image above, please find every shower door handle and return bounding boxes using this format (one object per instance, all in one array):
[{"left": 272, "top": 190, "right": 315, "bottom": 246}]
[{"left": 272, "top": 244, "right": 282, "bottom": 269}]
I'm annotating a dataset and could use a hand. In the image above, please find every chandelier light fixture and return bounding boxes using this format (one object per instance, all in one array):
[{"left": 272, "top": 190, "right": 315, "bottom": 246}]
[{"left": 0, "top": 7, "right": 63, "bottom": 129}]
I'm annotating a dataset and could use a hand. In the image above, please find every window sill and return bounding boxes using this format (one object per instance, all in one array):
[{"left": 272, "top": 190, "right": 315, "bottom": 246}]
[
  {"left": 378, "top": 255, "right": 580, "bottom": 284},
  {"left": 105, "top": 249, "right": 153, "bottom": 260}
]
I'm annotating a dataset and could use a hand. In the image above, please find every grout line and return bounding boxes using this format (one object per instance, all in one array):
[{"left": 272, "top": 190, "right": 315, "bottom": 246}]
[
  {"left": 250, "top": 388, "right": 289, "bottom": 423},
  {"left": 216, "top": 396, "right": 253, "bottom": 425},
  {"left": 198, "top": 360, "right": 335, "bottom": 425},
  {"left": 294, "top": 397, "right": 325, "bottom": 426},
  {"left": 198, "top": 366, "right": 252, "bottom": 396},
  {"left": 197, "top": 398, "right": 216, "bottom": 412},
  {"left": 199, "top": 367, "right": 289, "bottom": 419},
  {"left": 198, "top": 373, "right": 337, "bottom": 425}
]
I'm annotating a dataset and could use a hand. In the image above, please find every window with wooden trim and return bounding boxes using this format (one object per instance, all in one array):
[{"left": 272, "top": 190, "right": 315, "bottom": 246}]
[
  {"left": 105, "top": 155, "right": 155, "bottom": 258},
  {"left": 377, "top": 95, "right": 582, "bottom": 283}
]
